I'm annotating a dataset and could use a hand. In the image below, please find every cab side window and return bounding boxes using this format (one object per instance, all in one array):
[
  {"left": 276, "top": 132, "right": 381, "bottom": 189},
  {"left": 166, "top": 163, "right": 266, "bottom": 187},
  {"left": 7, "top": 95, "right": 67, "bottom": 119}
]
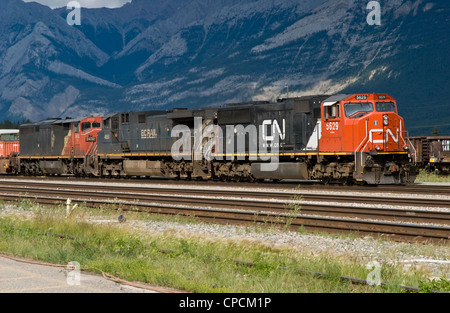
[{"left": 324, "top": 104, "right": 340, "bottom": 119}]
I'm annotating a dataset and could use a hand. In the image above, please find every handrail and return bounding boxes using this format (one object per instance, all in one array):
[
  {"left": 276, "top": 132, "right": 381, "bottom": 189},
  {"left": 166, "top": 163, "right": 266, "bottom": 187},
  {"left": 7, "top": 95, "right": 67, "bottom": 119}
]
[
  {"left": 355, "top": 119, "right": 369, "bottom": 153},
  {"left": 354, "top": 119, "right": 369, "bottom": 171}
]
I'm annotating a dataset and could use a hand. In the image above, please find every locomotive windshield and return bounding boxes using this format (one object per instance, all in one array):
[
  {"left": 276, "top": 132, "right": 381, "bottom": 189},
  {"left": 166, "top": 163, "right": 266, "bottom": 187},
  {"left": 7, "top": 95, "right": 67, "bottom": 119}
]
[
  {"left": 344, "top": 102, "right": 373, "bottom": 118},
  {"left": 375, "top": 102, "right": 397, "bottom": 113}
]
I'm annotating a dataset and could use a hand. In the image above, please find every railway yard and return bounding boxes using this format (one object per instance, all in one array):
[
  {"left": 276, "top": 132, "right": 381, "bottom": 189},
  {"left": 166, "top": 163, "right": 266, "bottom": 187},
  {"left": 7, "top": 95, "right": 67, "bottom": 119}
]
[
  {"left": 1, "top": 0, "right": 448, "bottom": 299},
  {"left": 0, "top": 177, "right": 449, "bottom": 293}
]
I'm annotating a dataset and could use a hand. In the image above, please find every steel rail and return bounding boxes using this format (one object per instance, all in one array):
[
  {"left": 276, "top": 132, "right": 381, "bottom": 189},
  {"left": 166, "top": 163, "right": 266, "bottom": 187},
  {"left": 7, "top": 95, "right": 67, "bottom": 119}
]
[
  {"left": 0, "top": 186, "right": 448, "bottom": 243},
  {"left": 1, "top": 192, "right": 448, "bottom": 243},
  {"left": 2, "top": 175, "right": 450, "bottom": 195},
  {"left": 1, "top": 180, "right": 450, "bottom": 208},
  {"left": 0, "top": 185, "right": 449, "bottom": 225}
]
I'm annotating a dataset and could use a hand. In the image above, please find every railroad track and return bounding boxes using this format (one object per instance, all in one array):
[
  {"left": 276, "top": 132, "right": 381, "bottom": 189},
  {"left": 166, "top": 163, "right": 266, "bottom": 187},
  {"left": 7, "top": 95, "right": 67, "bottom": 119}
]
[
  {"left": 0, "top": 178, "right": 449, "bottom": 243},
  {"left": 1, "top": 179, "right": 450, "bottom": 209},
  {"left": 1, "top": 174, "right": 450, "bottom": 195},
  {"left": 1, "top": 178, "right": 450, "bottom": 206}
]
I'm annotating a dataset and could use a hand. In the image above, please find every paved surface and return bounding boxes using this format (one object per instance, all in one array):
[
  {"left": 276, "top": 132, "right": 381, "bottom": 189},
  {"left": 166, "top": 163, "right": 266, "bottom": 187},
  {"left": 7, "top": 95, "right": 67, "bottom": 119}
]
[{"left": 0, "top": 255, "right": 156, "bottom": 293}]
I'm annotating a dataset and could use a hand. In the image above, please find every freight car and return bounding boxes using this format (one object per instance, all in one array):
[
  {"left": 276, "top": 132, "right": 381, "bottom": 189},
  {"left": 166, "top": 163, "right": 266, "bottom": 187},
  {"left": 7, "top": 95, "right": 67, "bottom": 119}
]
[
  {"left": 13, "top": 93, "right": 417, "bottom": 185},
  {"left": 409, "top": 136, "right": 450, "bottom": 174},
  {"left": 0, "top": 130, "right": 19, "bottom": 157},
  {"left": 0, "top": 130, "right": 20, "bottom": 174}
]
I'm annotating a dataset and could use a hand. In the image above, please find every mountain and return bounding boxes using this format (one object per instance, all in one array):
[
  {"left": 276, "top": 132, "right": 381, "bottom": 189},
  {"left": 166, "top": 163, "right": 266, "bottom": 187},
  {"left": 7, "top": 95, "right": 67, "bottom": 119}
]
[{"left": 0, "top": 0, "right": 448, "bottom": 136}]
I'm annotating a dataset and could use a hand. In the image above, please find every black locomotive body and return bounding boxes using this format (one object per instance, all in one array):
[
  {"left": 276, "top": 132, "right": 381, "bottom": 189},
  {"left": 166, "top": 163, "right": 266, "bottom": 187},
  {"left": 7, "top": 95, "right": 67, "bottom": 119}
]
[
  {"left": 20, "top": 119, "right": 71, "bottom": 157},
  {"left": 97, "top": 110, "right": 173, "bottom": 177},
  {"left": 19, "top": 118, "right": 73, "bottom": 175},
  {"left": 213, "top": 96, "right": 327, "bottom": 181}
]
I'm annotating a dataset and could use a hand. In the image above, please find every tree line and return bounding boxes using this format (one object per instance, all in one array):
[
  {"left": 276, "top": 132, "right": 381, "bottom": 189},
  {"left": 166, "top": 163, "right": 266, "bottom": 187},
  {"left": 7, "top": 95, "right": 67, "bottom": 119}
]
[{"left": 0, "top": 119, "right": 31, "bottom": 129}]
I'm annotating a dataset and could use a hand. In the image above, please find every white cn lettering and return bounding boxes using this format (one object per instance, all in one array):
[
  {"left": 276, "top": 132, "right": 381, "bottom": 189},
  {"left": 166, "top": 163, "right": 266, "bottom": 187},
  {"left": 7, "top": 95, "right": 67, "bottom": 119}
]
[
  {"left": 369, "top": 129, "right": 399, "bottom": 144},
  {"left": 262, "top": 119, "right": 286, "bottom": 141}
]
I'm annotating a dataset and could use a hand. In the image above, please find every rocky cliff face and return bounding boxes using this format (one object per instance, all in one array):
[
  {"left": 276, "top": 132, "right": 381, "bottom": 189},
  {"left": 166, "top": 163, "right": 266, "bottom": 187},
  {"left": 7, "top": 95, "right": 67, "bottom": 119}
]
[{"left": 0, "top": 0, "right": 448, "bottom": 135}]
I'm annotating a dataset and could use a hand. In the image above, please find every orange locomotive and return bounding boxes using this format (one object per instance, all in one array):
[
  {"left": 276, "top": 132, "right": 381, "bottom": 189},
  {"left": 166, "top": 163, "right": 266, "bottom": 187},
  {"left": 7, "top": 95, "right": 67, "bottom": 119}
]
[{"left": 316, "top": 94, "right": 415, "bottom": 184}]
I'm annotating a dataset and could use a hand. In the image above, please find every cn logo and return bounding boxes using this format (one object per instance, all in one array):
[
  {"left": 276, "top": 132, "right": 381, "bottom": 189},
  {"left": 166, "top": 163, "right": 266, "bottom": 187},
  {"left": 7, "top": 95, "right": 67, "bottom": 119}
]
[
  {"left": 262, "top": 119, "right": 286, "bottom": 141},
  {"left": 369, "top": 129, "right": 399, "bottom": 144}
]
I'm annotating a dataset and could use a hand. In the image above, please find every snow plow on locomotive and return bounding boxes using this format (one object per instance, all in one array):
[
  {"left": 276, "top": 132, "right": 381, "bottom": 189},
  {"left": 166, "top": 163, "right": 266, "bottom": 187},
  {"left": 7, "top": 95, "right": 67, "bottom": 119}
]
[{"left": 9, "top": 93, "right": 417, "bottom": 185}]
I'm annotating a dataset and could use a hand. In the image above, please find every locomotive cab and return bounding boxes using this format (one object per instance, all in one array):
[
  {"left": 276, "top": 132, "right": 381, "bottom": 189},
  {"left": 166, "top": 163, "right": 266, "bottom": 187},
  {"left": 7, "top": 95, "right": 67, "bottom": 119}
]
[
  {"left": 319, "top": 94, "right": 416, "bottom": 184},
  {"left": 320, "top": 94, "right": 409, "bottom": 153}
]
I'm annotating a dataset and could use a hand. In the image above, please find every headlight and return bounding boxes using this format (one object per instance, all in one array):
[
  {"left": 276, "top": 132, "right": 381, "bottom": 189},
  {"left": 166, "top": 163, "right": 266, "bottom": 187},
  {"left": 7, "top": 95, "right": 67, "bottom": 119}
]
[{"left": 383, "top": 114, "right": 389, "bottom": 126}]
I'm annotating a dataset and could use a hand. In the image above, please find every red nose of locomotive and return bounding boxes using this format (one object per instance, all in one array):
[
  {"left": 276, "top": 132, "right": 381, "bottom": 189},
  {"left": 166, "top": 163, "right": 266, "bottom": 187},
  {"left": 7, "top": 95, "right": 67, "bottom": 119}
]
[{"left": 351, "top": 94, "right": 409, "bottom": 153}]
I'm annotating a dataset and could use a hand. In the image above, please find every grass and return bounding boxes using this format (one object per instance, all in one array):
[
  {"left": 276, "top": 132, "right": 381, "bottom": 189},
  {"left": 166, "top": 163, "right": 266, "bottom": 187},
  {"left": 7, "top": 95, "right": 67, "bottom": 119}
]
[
  {"left": 0, "top": 199, "right": 448, "bottom": 293},
  {"left": 415, "top": 169, "right": 450, "bottom": 183}
]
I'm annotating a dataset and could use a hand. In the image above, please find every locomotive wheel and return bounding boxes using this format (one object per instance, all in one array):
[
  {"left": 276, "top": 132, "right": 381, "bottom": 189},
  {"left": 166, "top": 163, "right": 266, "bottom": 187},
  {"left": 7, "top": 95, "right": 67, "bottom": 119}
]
[{"left": 340, "top": 177, "right": 353, "bottom": 186}]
